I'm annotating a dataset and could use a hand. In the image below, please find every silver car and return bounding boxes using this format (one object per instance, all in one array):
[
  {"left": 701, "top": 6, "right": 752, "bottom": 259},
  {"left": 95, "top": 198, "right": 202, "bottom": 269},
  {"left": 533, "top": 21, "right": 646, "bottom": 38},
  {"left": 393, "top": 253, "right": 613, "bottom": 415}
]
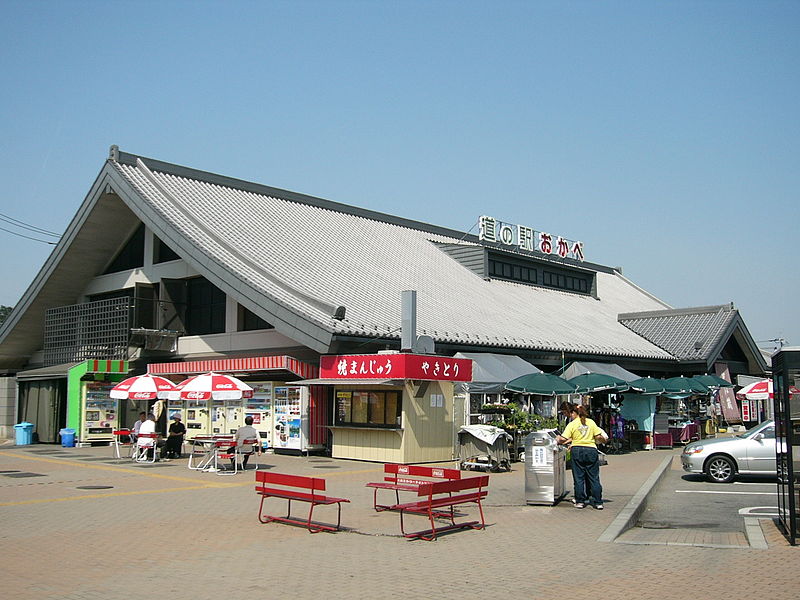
[{"left": 681, "top": 420, "right": 775, "bottom": 483}]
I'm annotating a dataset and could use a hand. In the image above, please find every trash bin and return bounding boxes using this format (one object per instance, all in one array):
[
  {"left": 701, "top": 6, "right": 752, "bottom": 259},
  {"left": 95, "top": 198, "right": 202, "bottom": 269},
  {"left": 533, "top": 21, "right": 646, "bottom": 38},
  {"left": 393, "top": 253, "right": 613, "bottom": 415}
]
[
  {"left": 524, "top": 429, "right": 566, "bottom": 505},
  {"left": 59, "top": 428, "right": 76, "bottom": 448},
  {"left": 14, "top": 422, "right": 34, "bottom": 446},
  {"left": 458, "top": 425, "right": 512, "bottom": 472}
]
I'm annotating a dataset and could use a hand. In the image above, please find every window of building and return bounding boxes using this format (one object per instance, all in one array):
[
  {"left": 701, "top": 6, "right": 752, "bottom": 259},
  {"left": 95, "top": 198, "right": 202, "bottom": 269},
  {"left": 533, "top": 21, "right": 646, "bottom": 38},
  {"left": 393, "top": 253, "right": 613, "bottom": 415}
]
[
  {"left": 153, "top": 236, "right": 180, "bottom": 264},
  {"left": 542, "top": 270, "right": 589, "bottom": 293},
  {"left": 103, "top": 224, "right": 144, "bottom": 274},
  {"left": 238, "top": 305, "right": 274, "bottom": 331},
  {"left": 488, "top": 258, "right": 537, "bottom": 284},
  {"left": 334, "top": 390, "right": 402, "bottom": 428},
  {"left": 185, "top": 277, "right": 226, "bottom": 335}
]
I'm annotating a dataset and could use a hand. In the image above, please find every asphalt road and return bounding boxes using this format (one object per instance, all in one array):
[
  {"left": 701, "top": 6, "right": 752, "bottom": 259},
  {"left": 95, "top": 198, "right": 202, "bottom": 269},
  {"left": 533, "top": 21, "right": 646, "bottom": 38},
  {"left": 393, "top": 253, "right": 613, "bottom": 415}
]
[{"left": 639, "top": 456, "right": 779, "bottom": 533}]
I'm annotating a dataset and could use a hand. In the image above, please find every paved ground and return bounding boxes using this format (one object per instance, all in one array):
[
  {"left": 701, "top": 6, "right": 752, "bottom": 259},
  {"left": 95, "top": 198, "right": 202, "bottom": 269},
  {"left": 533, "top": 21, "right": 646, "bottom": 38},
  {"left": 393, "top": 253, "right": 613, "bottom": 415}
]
[{"left": 0, "top": 442, "right": 797, "bottom": 600}]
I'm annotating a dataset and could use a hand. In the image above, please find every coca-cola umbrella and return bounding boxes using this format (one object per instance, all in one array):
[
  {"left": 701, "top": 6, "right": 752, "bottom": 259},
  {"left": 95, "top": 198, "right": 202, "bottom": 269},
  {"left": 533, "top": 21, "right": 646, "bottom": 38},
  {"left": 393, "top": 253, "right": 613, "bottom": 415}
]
[
  {"left": 110, "top": 373, "right": 177, "bottom": 400},
  {"left": 734, "top": 379, "right": 799, "bottom": 400},
  {"left": 169, "top": 372, "right": 254, "bottom": 400}
]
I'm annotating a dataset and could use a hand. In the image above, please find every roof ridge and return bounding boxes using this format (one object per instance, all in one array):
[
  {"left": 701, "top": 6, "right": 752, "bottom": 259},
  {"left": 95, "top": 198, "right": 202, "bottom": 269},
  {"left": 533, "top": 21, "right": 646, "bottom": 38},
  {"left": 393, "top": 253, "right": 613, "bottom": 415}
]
[
  {"left": 112, "top": 147, "right": 471, "bottom": 242},
  {"left": 133, "top": 158, "right": 340, "bottom": 320},
  {"left": 619, "top": 303, "right": 735, "bottom": 321}
]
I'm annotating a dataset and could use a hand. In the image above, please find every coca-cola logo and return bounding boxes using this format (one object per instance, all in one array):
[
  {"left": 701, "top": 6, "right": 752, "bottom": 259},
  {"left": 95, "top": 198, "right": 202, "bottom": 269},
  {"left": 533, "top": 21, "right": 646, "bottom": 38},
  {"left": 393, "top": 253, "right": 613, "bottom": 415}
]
[
  {"left": 215, "top": 383, "right": 234, "bottom": 389},
  {"left": 185, "top": 391, "right": 206, "bottom": 399},
  {"left": 132, "top": 392, "right": 151, "bottom": 399}
]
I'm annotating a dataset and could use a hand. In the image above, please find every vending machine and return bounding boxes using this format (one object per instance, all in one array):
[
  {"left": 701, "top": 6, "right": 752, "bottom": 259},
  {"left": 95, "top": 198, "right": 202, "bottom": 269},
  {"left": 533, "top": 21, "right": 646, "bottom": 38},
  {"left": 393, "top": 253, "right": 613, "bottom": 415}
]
[
  {"left": 166, "top": 398, "right": 186, "bottom": 424},
  {"left": 82, "top": 381, "right": 119, "bottom": 442},
  {"left": 212, "top": 399, "right": 244, "bottom": 434},
  {"left": 184, "top": 398, "right": 210, "bottom": 438},
  {"left": 246, "top": 382, "right": 273, "bottom": 450},
  {"left": 273, "top": 384, "right": 305, "bottom": 452}
]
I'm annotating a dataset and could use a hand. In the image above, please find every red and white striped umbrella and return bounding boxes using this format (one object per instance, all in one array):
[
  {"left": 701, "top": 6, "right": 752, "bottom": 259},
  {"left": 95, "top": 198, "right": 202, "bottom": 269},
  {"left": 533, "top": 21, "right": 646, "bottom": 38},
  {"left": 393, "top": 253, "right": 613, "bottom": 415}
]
[
  {"left": 736, "top": 379, "right": 799, "bottom": 400},
  {"left": 110, "top": 374, "right": 177, "bottom": 400},
  {"left": 168, "top": 372, "right": 254, "bottom": 401}
]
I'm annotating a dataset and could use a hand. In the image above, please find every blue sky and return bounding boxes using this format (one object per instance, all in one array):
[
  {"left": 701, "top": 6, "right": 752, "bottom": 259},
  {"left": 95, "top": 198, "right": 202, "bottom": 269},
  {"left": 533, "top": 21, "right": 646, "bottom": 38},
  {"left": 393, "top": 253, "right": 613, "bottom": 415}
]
[{"left": 1, "top": 0, "right": 797, "bottom": 350}]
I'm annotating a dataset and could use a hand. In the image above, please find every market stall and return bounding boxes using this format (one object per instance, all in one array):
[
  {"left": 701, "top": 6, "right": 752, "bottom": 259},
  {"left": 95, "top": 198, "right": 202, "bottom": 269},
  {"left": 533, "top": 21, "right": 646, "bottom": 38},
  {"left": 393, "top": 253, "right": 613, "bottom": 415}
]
[{"left": 300, "top": 352, "right": 472, "bottom": 464}]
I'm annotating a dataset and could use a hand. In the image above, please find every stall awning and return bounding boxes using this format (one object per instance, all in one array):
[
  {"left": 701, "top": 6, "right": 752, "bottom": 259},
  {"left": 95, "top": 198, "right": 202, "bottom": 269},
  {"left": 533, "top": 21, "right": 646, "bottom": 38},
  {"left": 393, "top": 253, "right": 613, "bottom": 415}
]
[
  {"left": 295, "top": 378, "right": 403, "bottom": 386},
  {"left": 148, "top": 355, "right": 318, "bottom": 379},
  {"left": 16, "top": 362, "right": 81, "bottom": 381},
  {"left": 560, "top": 361, "right": 640, "bottom": 382},
  {"left": 453, "top": 352, "right": 540, "bottom": 394}
]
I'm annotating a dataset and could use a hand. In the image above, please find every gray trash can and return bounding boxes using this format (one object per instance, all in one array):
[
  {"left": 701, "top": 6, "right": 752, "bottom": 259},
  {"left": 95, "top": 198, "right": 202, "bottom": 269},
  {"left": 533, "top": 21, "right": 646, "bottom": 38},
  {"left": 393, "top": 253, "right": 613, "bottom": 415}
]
[{"left": 524, "top": 429, "right": 566, "bottom": 505}]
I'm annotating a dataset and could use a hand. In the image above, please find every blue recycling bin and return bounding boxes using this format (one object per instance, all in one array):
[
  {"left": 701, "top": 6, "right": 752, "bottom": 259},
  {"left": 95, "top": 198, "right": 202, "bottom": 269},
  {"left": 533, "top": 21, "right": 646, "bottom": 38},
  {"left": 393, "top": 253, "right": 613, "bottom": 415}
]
[
  {"left": 59, "top": 428, "right": 76, "bottom": 448},
  {"left": 14, "top": 422, "right": 34, "bottom": 446}
]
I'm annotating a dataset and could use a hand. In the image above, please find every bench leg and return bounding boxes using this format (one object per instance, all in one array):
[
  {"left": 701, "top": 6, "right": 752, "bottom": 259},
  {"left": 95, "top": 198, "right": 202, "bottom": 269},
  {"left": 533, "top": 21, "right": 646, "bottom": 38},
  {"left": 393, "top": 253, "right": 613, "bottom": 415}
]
[{"left": 372, "top": 487, "right": 402, "bottom": 512}]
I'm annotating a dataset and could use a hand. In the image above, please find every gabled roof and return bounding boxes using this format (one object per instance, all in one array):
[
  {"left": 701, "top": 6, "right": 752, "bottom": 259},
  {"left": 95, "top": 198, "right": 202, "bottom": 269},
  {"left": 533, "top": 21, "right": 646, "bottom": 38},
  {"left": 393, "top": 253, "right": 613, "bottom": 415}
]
[
  {"left": 1, "top": 147, "right": 684, "bottom": 368},
  {"left": 453, "top": 352, "right": 540, "bottom": 393},
  {"left": 619, "top": 304, "right": 768, "bottom": 372},
  {"left": 560, "top": 360, "right": 641, "bottom": 382}
]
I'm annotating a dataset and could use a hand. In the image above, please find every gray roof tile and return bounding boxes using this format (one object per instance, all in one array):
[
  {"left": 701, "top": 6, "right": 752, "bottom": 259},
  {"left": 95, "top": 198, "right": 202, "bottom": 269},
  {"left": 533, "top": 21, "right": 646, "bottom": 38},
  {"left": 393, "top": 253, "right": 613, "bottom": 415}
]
[{"left": 112, "top": 158, "right": 674, "bottom": 360}]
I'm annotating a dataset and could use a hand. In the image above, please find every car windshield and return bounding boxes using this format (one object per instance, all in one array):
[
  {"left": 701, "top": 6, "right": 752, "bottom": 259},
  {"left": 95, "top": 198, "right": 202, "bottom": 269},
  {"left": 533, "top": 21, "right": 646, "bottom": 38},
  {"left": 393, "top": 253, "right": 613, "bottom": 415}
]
[{"left": 738, "top": 421, "right": 773, "bottom": 439}]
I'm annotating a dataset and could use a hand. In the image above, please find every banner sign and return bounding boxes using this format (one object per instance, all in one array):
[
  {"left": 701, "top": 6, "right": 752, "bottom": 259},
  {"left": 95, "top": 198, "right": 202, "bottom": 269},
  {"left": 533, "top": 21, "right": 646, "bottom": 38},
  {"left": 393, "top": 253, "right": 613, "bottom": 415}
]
[
  {"left": 320, "top": 353, "right": 473, "bottom": 382},
  {"left": 479, "top": 215, "right": 585, "bottom": 261}
]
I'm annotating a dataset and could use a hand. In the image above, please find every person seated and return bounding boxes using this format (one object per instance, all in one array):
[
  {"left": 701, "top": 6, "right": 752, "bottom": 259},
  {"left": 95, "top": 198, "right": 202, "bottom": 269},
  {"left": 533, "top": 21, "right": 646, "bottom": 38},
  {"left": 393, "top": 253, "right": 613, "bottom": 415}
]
[
  {"left": 163, "top": 413, "right": 186, "bottom": 459},
  {"left": 226, "top": 416, "right": 263, "bottom": 470},
  {"left": 137, "top": 413, "right": 165, "bottom": 460},
  {"left": 131, "top": 411, "right": 147, "bottom": 443}
]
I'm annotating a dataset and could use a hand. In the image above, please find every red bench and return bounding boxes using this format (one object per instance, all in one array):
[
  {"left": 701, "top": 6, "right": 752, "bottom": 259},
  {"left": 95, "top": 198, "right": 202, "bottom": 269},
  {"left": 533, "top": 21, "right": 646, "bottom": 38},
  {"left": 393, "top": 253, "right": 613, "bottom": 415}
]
[
  {"left": 395, "top": 475, "right": 490, "bottom": 541},
  {"left": 255, "top": 471, "right": 350, "bottom": 533},
  {"left": 365, "top": 464, "right": 461, "bottom": 512}
]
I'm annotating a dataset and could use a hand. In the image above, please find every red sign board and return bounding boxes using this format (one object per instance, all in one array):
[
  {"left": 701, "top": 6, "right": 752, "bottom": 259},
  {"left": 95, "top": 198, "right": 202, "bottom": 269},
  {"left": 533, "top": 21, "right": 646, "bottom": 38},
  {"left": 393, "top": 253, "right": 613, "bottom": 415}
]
[{"left": 319, "top": 353, "right": 473, "bottom": 382}]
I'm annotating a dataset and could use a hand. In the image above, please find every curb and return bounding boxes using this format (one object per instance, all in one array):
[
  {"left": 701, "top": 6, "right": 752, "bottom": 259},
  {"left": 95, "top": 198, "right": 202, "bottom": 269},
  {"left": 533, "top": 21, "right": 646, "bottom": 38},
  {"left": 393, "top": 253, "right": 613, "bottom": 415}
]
[{"left": 597, "top": 454, "right": 674, "bottom": 543}]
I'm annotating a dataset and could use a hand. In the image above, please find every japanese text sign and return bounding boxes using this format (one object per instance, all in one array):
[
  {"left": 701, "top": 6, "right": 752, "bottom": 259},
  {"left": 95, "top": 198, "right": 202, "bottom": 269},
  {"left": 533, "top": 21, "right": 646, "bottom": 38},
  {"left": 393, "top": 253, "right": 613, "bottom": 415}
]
[
  {"left": 320, "top": 353, "right": 473, "bottom": 382},
  {"left": 478, "top": 215, "right": 584, "bottom": 261}
]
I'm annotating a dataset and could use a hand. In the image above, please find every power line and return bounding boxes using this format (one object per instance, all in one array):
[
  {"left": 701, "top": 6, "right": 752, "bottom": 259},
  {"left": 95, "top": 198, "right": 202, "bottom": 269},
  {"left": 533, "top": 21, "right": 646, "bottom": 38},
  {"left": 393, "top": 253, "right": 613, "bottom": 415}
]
[
  {"left": 0, "top": 211, "right": 60, "bottom": 237},
  {"left": 0, "top": 225, "right": 58, "bottom": 245}
]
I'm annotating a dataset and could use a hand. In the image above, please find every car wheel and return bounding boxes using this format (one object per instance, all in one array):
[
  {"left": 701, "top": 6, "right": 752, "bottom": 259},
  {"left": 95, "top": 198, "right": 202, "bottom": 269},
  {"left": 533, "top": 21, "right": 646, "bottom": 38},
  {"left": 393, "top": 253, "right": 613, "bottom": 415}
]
[{"left": 705, "top": 455, "right": 736, "bottom": 483}]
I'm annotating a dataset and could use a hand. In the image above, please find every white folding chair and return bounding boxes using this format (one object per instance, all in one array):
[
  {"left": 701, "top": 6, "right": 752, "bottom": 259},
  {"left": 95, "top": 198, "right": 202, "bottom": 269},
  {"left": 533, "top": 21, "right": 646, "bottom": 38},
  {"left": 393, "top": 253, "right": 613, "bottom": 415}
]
[
  {"left": 214, "top": 441, "right": 238, "bottom": 476},
  {"left": 133, "top": 433, "right": 159, "bottom": 463}
]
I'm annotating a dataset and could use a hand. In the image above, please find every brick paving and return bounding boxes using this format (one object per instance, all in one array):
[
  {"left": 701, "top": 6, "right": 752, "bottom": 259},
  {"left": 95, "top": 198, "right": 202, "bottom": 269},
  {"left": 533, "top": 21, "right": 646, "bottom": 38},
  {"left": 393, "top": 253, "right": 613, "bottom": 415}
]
[{"left": 0, "top": 442, "right": 797, "bottom": 600}]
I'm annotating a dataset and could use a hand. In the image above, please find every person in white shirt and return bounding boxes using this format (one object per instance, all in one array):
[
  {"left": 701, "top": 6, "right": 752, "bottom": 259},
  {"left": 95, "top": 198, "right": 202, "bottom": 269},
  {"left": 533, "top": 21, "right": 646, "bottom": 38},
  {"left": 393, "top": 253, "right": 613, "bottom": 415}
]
[
  {"left": 131, "top": 412, "right": 147, "bottom": 442},
  {"left": 136, "top": 414, "right": 163, "bottom": 459},
  {"left": 226, "top": 416, "right": 263, "bottom": 470}
]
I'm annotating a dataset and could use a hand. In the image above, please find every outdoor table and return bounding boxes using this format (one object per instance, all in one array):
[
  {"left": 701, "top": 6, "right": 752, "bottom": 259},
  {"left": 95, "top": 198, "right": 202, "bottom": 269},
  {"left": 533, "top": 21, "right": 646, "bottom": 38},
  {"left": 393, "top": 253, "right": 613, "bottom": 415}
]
[
  {"left": 187, "top": 435, "right": 233, "bottom": 471},
  {"left": 111, "top": 429, "right": 134, "bottom": 459},
  {"left": 668, "top": 423, "right": 699, "bottom": 444}
]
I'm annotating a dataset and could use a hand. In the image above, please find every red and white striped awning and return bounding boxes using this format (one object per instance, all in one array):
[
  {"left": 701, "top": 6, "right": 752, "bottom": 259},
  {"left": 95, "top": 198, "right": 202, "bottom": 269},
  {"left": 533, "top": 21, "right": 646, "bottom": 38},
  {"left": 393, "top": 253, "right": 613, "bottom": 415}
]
[{"left": 147, "top": 355, "right": 318, "bottom": 379}]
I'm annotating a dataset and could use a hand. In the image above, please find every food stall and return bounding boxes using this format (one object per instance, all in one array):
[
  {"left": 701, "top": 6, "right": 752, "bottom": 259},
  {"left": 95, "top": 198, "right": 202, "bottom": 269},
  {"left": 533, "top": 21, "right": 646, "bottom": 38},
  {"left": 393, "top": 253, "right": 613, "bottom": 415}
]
[{"left": 300, "top": 352, "right": 472, "bottom": 464}]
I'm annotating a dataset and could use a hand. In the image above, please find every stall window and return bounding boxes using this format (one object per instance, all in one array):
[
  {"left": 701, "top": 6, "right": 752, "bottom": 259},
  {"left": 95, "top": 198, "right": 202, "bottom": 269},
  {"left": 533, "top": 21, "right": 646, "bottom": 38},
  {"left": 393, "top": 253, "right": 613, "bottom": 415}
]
[{"left": 335, "top": 390, "right": 401, "bottom": 428}]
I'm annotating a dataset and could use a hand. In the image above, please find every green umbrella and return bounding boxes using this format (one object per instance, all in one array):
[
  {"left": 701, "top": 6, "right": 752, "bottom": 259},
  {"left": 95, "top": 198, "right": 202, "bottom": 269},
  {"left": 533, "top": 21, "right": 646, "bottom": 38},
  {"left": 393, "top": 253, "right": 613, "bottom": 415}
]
[
  {"left": 506, "top": 372, "right": 577, "bottom": 396},
  {"left": 567, "top": 372, "right": 629, "bottom": 394},
  {"left": 692, "top": 374, "right": 734, "bottom": 388},
  {"left": 663, "top": 376, "right": 709, "bottom": 395},
  {"left": 627, "top": 377, "right": 667, "bottom": 395}
]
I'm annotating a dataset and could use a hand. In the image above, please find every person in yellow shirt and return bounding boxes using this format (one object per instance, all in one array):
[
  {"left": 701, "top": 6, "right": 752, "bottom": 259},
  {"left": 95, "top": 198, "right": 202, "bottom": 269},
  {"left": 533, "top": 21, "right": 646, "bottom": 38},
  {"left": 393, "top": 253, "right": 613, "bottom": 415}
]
[{"left": 557, "top": 404, "right": 607, "bottom": 510}]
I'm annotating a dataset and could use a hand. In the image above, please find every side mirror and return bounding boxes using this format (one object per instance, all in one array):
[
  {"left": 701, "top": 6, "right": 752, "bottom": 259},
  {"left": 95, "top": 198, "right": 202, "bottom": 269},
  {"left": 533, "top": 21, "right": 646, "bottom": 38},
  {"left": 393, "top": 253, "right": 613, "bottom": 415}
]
[{"left": 753, "top": 432, "right": 764, "bottom": 441}]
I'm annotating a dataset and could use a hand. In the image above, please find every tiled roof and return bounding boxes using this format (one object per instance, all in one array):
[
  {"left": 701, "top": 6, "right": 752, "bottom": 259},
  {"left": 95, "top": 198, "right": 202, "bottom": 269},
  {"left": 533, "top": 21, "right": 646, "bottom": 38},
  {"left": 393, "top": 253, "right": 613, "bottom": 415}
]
[
  {"left": 618, "top": 304, "right": 738, "bottom": 361},
  {"left": 110, "top": 154, "right": 674, "bottom": 359}
]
